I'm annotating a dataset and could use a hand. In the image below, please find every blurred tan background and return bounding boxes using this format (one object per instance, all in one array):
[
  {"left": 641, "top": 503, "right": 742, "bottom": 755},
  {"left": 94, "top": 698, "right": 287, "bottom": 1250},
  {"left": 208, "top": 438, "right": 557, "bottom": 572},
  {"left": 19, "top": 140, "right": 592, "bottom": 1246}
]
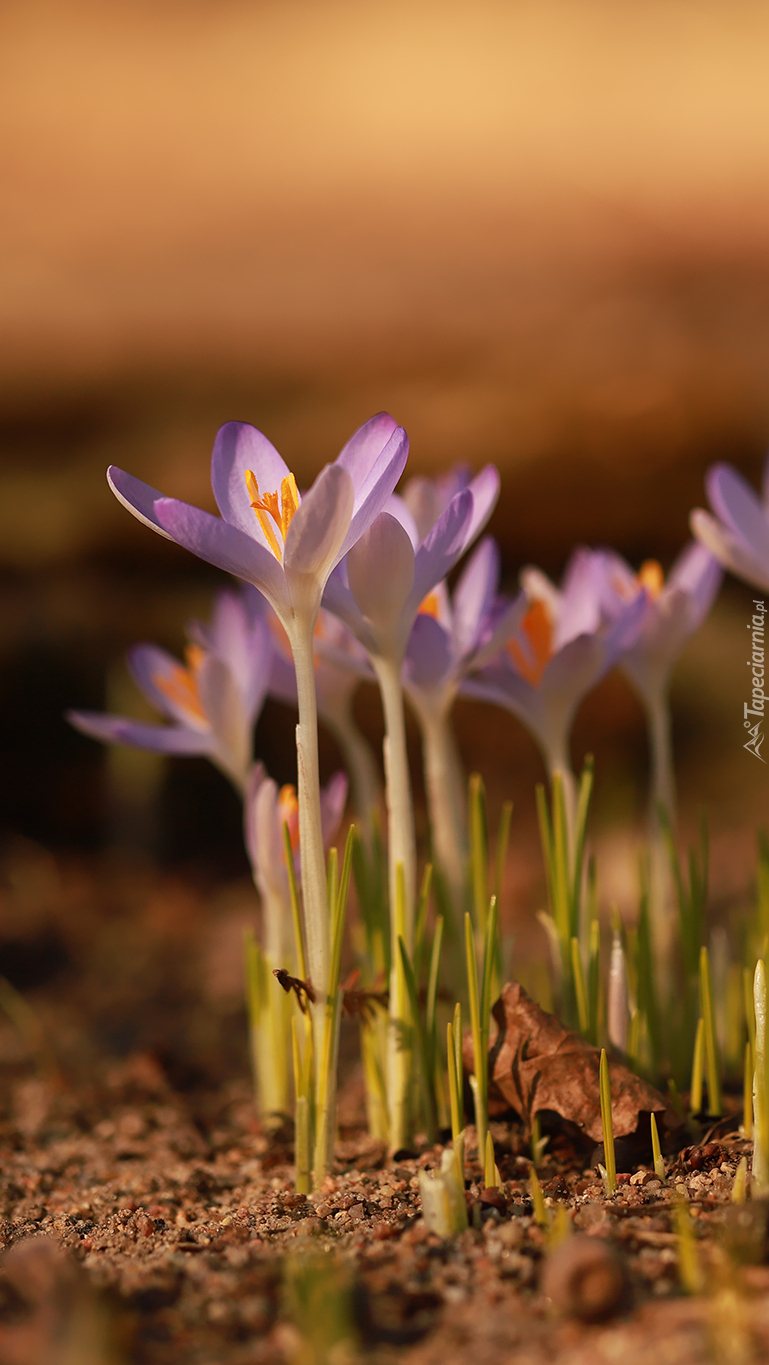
[{"left": 1, "top": 0, "right": 768, "bottom": 896}]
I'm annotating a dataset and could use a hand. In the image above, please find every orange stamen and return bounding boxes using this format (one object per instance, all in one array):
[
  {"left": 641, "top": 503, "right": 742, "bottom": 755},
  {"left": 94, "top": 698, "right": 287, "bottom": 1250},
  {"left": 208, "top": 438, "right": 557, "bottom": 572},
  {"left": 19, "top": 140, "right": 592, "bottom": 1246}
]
[
  {"left": 638, "top": 559, "right": 664, "bottom": 599},
  {"left": 153, "top": 661, "right": 207, "bottom": 726},
  {"left": 418, "top": 592, "right": 440, "bottom": 618},
  {"left": 508, "top": 599, "right": 553, "bottom": 686},
  {"left": 278, "top": 784, "right": 300, "bottom": 853},
  {"left": 245, "top": 470, "right": 300, "bottom": 560}
]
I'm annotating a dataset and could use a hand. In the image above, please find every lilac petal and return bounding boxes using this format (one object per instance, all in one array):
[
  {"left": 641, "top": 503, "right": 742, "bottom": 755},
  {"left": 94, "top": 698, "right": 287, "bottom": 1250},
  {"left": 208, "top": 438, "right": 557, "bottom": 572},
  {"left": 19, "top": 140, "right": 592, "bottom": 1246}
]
[
  {"left": 154, "top": 497, "right": 291, "bottom": 613},
  {"left": 211, "top": 422, "right": 290, "bottom": 539},
  {"left": 197, "top": 654, "right": 251, "bottom": 786},
  {"left": 452, "top": 537, "right": 500, "bottom": 655},
  {"left": 707, "top": 463, "right": 769, "bottom": 560},
  {"left": 590, "top": 549, "right": 637, "bottom": 616},
  {"left": 334, "top": 426, "right": 409, "bottom": 564},
  {"left": 107, "top": 467, "right": 175, "bottom": 541},
  {"left": 470, "top": 591, "right": 528, "bottom": 670},
  {"left": 690, "top": 508, "right": 769, "bottom": 590},
  {"left": 336, "top": 412, "right": 399, "bottom": 487},
  {"left": 553, "top": 548, "right": 604, "bottom": 649},
  {"left": 67, "top": 710, "right": 212, "bottom": 756},
  {"left": 126, "top": 644, "right": 201, "bottom": 727},
  {"left": 283, "top": 463, "right": 354, "bottom": 587},
  {"left": 666, "top": 541, "right": 722, "bottom": 626},
  {"left": 384, "top": 493, "right": 421, "bottom": 549},
  {"left": 404, "top": 613, "right": 454, "bottom": 691},
  {"left": 320, "top": 772, "right": 348, "bottom": 848},
  {"left": 322, "top": 563, "right": 379, "bottom": 656},
  {"left": 600, "top": 590, "right": 649, "bottom": 665},
  {"left": 461, "top": 465, "right": 501, "bottom": 551},
  {"left": 347, "top": 513, "right": 415, "bottom": 643},
  {"left": 410, "top": 489, "right": 474, "bottom": 607}
]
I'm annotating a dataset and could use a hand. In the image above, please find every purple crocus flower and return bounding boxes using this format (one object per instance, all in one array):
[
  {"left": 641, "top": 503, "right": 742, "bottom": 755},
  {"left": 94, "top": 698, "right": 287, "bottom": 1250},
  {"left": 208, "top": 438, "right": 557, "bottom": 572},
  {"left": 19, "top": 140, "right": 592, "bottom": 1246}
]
[
  {"left": 462, "top": 548, "right": 647, "bottom": 824},
  {"left": 324, "top": 464, "right": 500, "bottom": 666},
  {"left": 402, "top": 538, "right": 525, "bottom": 908},
  {"left": 68, "top": 587, "right": 272, "bottom": 793},
  {"left": 107, "top": 413, "right": 408, "bottom": 1101},
  {"left": 108, "top": 414, "right": 408, "bottom": 631},
  {"left": 691, "top": 455, "right": 769, "bottom": 593}
]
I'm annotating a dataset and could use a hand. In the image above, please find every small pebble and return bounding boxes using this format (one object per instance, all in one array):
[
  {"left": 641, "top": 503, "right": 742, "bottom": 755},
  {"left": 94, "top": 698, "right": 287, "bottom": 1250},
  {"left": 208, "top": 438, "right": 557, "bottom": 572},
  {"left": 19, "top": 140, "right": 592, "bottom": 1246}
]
[{"left": 542, "top": 1234, "right": 628, "bottom": 1322}]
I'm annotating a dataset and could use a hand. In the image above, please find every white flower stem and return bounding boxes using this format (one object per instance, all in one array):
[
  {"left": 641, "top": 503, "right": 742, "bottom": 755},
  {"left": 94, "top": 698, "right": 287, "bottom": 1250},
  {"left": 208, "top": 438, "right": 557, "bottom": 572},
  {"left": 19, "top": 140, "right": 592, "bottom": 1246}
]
[
  {"left": 373, "top": 654, "right": 417, "bottom": 1153},
  {"left": 412, "top": 694, "right": 467, "bottom": 920},
  {"left": 287, "top": 620, "right": 330, "bottom": 1099},
  {"left": 373, "top": 656, "right": 417, "bottom": 941},
  {"left": 645, "top": 687, "right": 676, "bottom": 826}
]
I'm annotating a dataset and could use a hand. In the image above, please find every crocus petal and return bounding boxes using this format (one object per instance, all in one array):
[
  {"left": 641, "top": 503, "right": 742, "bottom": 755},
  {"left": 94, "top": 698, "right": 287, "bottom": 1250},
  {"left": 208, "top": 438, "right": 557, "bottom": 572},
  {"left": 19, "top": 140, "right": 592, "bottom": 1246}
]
[
  {"left": 666, "top": 541, "right": 722, "bottom": 628},
  {"left": 336, "top": 412, "right": 399, "bottom": 487},
  {"left": 322, "top": 564, "right": 379, "bottom": 656},
  {"left": 452, "top": 537, "right": 500, "bottom": 656},
  {"left": 126, "top": 644, "right": 207, "bottom": 729},
  {"left": 404, "top": 613, "right": 454, "bottom": 691},
  {"left": 347, "top": 512, "right": 416, "bottom": 646},
  {"left": 320, "top": 771, "right": 348, "bottom": 847},
  {"left": 154, "top": 497, "right": 291, "bottom": 613},
  {"left": 470, "top": 591, "right": 528, "bottom": 670},
  {"left": 461, "top": 465, "right": 501, "bottom": 550},
  {"left": 383, "top": 493, "right": 421, "bottom": 549},
  {"left": 690, "top": 508, "right": 769, "bottom": 590},
  {"left": 283, "top": 463, "right": 354, "bottom": 590},
  {"left": 197, "top": 654, "right": 252, "bottom": 788},
  {"left": 210, "top": 421, "right": 291, "bottom": 540},
  {"left": 67, "top": 710, "right": 212, "bottom": 756},
  {"left": 107, "top": 467, "right": 175, "bottom": 541},
  {"left": 706, "top": 462, "right": 769, "bottom": 561},
  {"left": 410, "top": 489, "right": 474, "bottom": 607},
  {"left": 334, "top": 426, "right": 409, "bottom": 563},
  {"left": 553, "top": 549, "right": 605, "bottom": 648}
]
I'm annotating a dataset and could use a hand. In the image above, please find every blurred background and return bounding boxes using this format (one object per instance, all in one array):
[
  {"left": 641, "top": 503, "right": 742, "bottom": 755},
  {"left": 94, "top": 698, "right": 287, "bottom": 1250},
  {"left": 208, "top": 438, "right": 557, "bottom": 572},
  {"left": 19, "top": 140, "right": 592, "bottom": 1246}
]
[{"left": 1, "top": 0, "right": 769, "bottom": 1057}]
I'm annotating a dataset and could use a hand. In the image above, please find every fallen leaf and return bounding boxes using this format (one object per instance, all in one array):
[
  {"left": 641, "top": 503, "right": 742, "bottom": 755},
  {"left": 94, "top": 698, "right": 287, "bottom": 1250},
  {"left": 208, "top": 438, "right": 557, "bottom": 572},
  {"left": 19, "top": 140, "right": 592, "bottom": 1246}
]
[{"left": 465, "top": 981, "right": 678, "bottom": 1143}]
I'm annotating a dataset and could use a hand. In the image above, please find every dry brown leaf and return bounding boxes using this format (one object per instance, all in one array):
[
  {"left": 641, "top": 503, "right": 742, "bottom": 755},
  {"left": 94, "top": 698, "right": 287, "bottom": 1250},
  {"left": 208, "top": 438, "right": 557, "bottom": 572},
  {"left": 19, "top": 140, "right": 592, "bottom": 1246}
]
[{"left": 465, "top": 981, "right": 679, "bottom": 1143}]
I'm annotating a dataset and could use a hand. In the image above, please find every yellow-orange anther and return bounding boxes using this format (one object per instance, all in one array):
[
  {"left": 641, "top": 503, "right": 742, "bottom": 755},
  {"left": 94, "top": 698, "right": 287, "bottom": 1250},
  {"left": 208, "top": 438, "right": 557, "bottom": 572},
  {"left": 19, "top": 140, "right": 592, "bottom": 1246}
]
[
  {"left": 153, "top": 658, "right": 207, "bottom": 726},
  {"left": 245, "top": 470, "right": 300, "bottom": 560},
  {"left": 278, "top": 784, "right": 300, "bottom": 853},
  {"left": 508, "top": 598, "right": 553, "bottom": 686},
  {"left": 638, "top": 559, "right": 664, "bottom": 599},
  {"left": 418, "top": 592, "right": 441, "bottom": 618}
]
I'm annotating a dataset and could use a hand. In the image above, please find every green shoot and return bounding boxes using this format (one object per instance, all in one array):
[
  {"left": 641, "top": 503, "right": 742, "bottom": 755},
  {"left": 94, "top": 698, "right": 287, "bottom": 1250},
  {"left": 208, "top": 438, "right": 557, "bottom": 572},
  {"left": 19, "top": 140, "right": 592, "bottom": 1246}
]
[
  {"left": 447, "top": 1018, "right": 462, "bottom": 1142},
  {"left": 599, "top": 1049, "right": 616, "bottom": 1194},
  {"left": 570, "top": 937, "right": 589, "bottom": 1035},
  {"left": 484, "top": 1130, "right": 500, "bottom": 1189},
  {"left": 732, "top": 1156, "right": 748, "bottom": 1203},
  {"left": 536, "top": 757, "right": 594, "bottom": 1025},
  {"left": 313, "top": 826, "right": 355, "bottom": 1187},
  {"left": 531, "top": 1110, "right": 549, "bottom": 1163},
  {"left": 419, "top": 1145, "right": 468, "bottom": 1236},
  {"left": 690, "top": 1017, "right": 704, "bottom": 1116},
  {"left": 389, "top": 861, "right": 413, "bottom": 1153},
  {"left": 650, "top": 1111, "right": 665, "bottom": 1183},
  {"left": 699, "top": 945, "right": 722, "bottom": 1115},
  {"left": 283, "top": 1251, "right": 358, "bottom": 1364},
  {"left": 469, "top": 774, "right": 489, "bottom": 935},
  {"left": 283, "top": 821, "right": 308, "bottom": 983},
  {"left": 412, "top": 863, "right": 434, "bottom": 986},
  {"left": 494, "top": 800, "right": 513, "bottom": 908},
  {"left": 465, "top": 898, "right": 497, "bottom": 1162},
  {"left": 744, "top": 1040, "right": 753, "bottom": 1138},
  {"left": 674, "top": 1195, "right": 703, "bottom": 1294},
  {"left": 529, "top": 1164, "right": 548, "bottom": 1228},
  {"left": 292, "top": 1016, "right": 312, "bottom": 1194},
  {"left": 243, "top": 931, "right": 290, "bottom": 1121},
  {"left": 398, "top": 935, "right": 438, "bottom": 1142}
]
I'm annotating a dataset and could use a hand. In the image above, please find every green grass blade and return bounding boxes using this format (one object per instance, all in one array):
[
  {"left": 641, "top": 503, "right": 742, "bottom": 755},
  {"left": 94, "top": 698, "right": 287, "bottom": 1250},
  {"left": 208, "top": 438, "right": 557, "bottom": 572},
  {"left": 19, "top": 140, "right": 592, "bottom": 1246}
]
[{"left": 599, "top": 1049, "right": 616, "bottom": 1193}]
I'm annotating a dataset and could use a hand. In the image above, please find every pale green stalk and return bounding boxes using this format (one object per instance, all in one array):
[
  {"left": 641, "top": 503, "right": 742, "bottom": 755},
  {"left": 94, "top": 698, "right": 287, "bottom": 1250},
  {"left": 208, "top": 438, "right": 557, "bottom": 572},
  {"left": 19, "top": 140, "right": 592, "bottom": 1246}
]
[
  {"left": 699, "top": 945, "right": 722, "bottom": 1115},
  {"left": 312, "top": 828, "right": 354, "bottom": 1187},
  {"left": 244, "top": 931, "right": 291, "bottom": 1120},
  {"left": 287, "top": 622, "right": 331, "bottom": 1082},
  {"left": 690, "top": 1017, "right": 704, "bottom": 1115},
  {"left": 414, "top": 700, "right": 468, "bottom": 920},
  {"left": 373, "top": 655, "right": 417, "bottom": 1151},
  {"left": 644, "top": 687, "right": 675, "bottom": 975},
  {"left": 484, "top": 1131, "right": 500, "bottom": 1189},
  {"left": 529, "top": 1165, "right": 548, "bottom": 1228},
  {"left": 744, "top": 1040, "right": 753, "bottom": 1138},
  {"left": 732, "top": 1156, "right": 748, "bottom": 1203},
  {"left": 447, "top": 1017, "right": 462, "bottom": 1142},
  {"left": 650, "top": 1112, "right": 665, "bottom": 1182},
  {"left": 674, "top": 1196, "right": 702, "bottom": 1294},
  {"left": 570, "top": 937, "right": 588, "bottom": 1036},
  {"left": 599, "top": 1049, "right": 616, "bottom": 1194}
]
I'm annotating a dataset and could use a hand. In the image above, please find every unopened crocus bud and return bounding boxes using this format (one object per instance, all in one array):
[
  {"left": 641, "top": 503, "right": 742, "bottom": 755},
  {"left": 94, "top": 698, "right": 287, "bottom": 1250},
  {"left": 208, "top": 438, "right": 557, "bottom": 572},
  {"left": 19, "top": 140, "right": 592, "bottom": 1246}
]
[{"left": 607, "top": 931, "right": 629, "bottom": 1054}]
